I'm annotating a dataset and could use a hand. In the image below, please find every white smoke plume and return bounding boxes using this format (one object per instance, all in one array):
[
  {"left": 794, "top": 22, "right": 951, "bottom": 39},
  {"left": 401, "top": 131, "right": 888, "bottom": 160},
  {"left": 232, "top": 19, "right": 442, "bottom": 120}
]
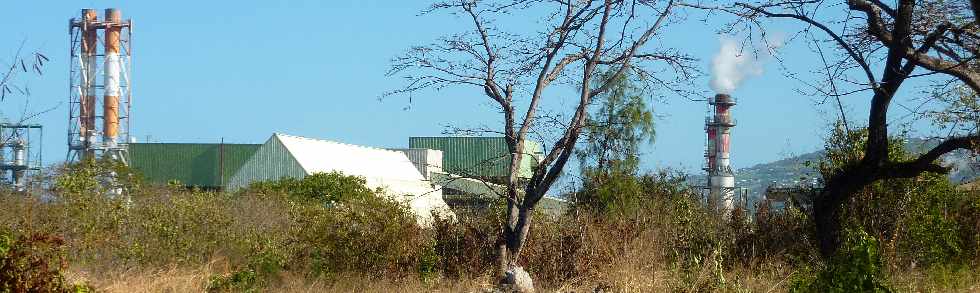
[{"left": 709, "top": 36, "right": 781, "bottom": 94}]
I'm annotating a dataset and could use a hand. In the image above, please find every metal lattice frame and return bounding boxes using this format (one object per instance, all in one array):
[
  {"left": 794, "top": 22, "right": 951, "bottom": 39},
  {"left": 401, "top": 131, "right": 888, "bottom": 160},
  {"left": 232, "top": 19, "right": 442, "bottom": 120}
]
[
  {"left": 67, "top": 12, "right": 132, "bottom": 164},
  {"left": 0, "top": 123, "right": 43, "bottom": 190}
]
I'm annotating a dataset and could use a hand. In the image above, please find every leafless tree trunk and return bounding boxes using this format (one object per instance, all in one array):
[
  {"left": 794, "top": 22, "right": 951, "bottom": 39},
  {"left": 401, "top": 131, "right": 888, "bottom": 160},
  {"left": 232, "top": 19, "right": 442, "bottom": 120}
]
[{"left": 388, "top": 0, "right": 695, "bottom": 284}]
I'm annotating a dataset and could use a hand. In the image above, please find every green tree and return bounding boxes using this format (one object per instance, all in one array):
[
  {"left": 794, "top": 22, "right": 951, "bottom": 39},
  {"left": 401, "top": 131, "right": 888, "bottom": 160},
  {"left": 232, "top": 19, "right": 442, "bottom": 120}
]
[
  {"left": 575, "top": 69, "right": 656, "bottom": 215},
  {"left": 578, "top": 68, "right": 655, "bottom": 179},
  {"left": 817, "top": 122, "right": 977, "bottom": 266},
  {"left": 710, "top": 0, "right": 980, "bottom": 258}
]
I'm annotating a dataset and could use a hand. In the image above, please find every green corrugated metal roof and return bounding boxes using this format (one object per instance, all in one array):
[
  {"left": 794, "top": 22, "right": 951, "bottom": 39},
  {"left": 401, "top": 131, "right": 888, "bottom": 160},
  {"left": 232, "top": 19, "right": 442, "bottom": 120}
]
[
  {"left": 128, "top": 143, "right": 261, "bottom": 188},
  {"left": 409, "top": 137, "right": 543, "bottom": 179}
]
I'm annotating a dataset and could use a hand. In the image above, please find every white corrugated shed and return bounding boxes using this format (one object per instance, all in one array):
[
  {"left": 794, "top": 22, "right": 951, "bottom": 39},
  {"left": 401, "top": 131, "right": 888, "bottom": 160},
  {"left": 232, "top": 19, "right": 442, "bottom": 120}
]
[
  {"left": 388, "top": 148, "right": 443, "bottom": 180},
  {"left": 230, "top": 133, "right": 455, "bottom": 225}
]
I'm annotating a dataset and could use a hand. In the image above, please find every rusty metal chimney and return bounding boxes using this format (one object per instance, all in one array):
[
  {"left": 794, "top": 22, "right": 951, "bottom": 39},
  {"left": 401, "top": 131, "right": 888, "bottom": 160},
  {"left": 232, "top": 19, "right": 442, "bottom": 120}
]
[
  {"left": 80, "top": 9, "right": 98, "bottom": 154},
  {"left": 103, "top": 8, "right": 122, "bottom": 147}
]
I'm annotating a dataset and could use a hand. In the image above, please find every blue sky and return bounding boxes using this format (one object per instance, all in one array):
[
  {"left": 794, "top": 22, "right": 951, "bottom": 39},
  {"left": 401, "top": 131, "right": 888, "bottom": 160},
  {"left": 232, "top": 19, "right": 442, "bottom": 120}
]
[{"left": 0, "top": 1, "right": 930, "bottom": 176}]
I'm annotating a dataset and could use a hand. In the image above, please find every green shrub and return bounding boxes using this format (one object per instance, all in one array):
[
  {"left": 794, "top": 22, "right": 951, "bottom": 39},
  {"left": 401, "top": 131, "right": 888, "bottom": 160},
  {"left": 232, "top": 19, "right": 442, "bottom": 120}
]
[
  {"left": 291, "top": 194, "right": 426, "bottom": 278},
  {"left": 416, "top": 242, "right": 439, "bottom": 282},
  {"left": 246, "top": 172, "right": 378, "bottom": 205},
  {"left": 238, "top": 172, "right": 429, "bottom": 279},
  {"left": 745, "top": 199, "right": 816, "bottom": 266},
  {"left": 898, "top": 173, "right": 967, "bottom": 265},
  {"left": 16, "top": 167, "right": 430, "bottom": 287},
  {"left": 207, "top": 268, "right": 259, "bottom": 293},
  {"left": 53, "top": 158, "right": 142, "bottom": 198},
  {"left": 791, "top": 228, "right": 892, "bottom": 293},
  {"left": 5, "top": 158, "right": 977, "bottom": 291},
  {"left": 429, "top": 211, "right": 498, "bottom": 280},
  {"left": 574, "top": 168, "right": 646, "bottom": 216},
  {"left": 0, "top": 230, "right": 90, "bottom": 293},
  {"left": 206, "top": 243, "right": 289, "bottom": 292},
  {"left": 819, "top": 125, "right": 980, "bottom": 267},
  {"left": 574, "top": 169, "right": 690, "bottom": 219}
]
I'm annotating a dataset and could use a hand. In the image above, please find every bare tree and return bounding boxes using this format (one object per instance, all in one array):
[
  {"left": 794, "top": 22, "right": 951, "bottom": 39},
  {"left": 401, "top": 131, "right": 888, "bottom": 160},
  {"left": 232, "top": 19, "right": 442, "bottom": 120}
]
[
  {"left": 691, "top": 0, "right": 980, "bottom": 257},
  {"left": 1, "top": 40, "right": 51, "bottom": 147},
  {"left": 388, "top": 0, "right": 695, "bottom": 284},
  {"left": 1, "top": 40, "right": 47, "bottom": 102}
]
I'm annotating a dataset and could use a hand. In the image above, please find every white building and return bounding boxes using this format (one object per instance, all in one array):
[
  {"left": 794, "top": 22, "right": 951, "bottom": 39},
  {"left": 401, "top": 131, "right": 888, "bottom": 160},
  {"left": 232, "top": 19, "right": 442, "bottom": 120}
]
[{"left": 227, "top": 133, "right": 455, "bottom": 224}]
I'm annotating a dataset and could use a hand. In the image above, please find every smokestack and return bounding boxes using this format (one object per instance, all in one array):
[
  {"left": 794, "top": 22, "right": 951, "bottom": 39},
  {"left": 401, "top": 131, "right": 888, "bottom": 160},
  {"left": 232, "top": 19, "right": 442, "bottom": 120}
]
[
  {"left": 68, "top": 7, "right": 132, "bottom": 163},
  {"left": 81, "top": 9, "right": 98, "bottom": 152},
  {"left": 706, "top": 93, "right": 736, "bottom": 212},
  {"left": 103, "top": 8, "right": 122, "bottom": 147}
]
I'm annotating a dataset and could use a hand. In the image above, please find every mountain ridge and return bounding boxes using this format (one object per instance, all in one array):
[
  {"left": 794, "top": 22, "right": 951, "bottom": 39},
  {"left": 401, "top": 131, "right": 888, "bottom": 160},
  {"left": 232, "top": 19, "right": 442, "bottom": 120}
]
[{"left": 733, "top": 138, "right": 979, "bottom": 200}]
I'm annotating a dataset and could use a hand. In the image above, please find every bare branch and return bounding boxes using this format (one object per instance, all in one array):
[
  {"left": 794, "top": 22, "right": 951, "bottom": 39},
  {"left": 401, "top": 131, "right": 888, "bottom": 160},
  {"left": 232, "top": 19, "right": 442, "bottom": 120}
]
[{"left": 735, "top": 1, "right": 880, "bottom": 90}]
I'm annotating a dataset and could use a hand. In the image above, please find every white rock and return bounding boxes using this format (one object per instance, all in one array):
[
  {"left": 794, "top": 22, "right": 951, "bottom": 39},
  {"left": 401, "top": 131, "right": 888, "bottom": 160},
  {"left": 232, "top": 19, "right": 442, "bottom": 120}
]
[{"left": 504, "top": 266, "right": 534, "bottom": 293}]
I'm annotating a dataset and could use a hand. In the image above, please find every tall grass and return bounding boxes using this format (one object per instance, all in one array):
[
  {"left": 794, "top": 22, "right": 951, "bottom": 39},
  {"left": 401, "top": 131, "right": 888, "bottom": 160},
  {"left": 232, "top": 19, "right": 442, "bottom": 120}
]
[{"left": 1, "top": 161, "right": 978, "bottom": 292}]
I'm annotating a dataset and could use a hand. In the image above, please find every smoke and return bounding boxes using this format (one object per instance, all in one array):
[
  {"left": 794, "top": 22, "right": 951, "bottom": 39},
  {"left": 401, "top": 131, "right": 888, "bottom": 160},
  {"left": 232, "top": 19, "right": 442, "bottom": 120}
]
[{"left": 709, "top": 36, "right": 781, "bottom": 94}]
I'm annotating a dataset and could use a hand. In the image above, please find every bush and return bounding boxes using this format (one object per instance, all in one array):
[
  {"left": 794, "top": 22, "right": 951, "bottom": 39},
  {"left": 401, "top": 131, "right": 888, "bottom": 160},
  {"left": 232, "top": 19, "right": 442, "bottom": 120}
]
[
  {"left": 207, "top": 268, "right": 259, "bottom": 293},
  {"left": 0, "top": 230, "right": 90, "bottom": 293},
  {"left": 1, "top": 159, "right": 977, "bottom": 291},
  {"left": 289, "top": 193, "right": 427, "bottom": 278},
  {"left": 819, "top": 125, "right": 980, "bottom": 267},
  {"left": 791, "top": 228, "right": 892, "bottom": 293},
  {"left": 743, "top": 199, "right": 816, "bottom": 265},
  {"left": 429, "top": 210, "right": 499, "bottom": 280},
  {"left": 574, "top": 169, "right": 646, "bottom": 216},
  {"left": 574, "top": 169, "right": 690, "bottom": 219},
  {"left": 0, "top": 164, "right": 431, "bottom": 289},
  {"left": 428, "top": 170, "right": 766, "bottom": 289},
  {"left": 896, "top": 173, "right": 971, "bottom": 265},
  {"left": 245, "top": 172, "right": 378, "bottom": 205},
  {"left": 53, "top": 158, "right": 142, "bottom": 199}
]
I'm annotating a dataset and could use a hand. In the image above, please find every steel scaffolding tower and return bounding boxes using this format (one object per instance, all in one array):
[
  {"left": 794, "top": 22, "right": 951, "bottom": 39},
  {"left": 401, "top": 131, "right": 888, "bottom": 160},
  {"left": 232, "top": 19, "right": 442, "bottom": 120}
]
[{"left": 67, "top": 8, "right": 132, "bottom": 164}]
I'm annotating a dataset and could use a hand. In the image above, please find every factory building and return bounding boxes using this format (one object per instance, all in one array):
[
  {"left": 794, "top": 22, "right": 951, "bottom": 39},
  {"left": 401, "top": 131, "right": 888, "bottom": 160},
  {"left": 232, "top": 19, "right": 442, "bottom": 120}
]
[
  {"left": 61, "top": 8, "right": 563, "bottom": 217},
  {"left": 408, "top": 137, "right": 543, "bottom": 182},
  {"left": 386, "top": 148, "right": 444, "bottom": 180},
  {"left": 125, "top": 135, "right": 567, "bottom": 218},
  {"left": 128, "top": 143, "right": 260, "bottom": 189},
  {"left": 403, "top": 137, "right": 566, "bottom": 216},
  {"left": 226, "top": 134, "right": 455, "bottom": 224}
]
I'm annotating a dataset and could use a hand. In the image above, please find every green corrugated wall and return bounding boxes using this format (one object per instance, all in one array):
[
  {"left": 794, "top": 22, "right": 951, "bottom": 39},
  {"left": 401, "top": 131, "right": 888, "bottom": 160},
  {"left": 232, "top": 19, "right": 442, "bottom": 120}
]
[
  {"left": 409, "top": 137, "right": 543, "bottom": 179},
  {"left": 226, "top": 135, "right": 308, "bottom": 191},
  {"left": 128, "top": 143, "right": 260, "bottom": 188}
]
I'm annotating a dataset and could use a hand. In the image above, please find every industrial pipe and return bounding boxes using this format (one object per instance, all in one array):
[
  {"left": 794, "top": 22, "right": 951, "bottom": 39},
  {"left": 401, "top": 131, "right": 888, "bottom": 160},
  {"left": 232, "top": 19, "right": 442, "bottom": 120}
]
[
  {"left": 81, "top": 9, "right": 98, "bottom": 147},
  {"left": 103, "top": 8, "right": 122, "bottom": 147}
]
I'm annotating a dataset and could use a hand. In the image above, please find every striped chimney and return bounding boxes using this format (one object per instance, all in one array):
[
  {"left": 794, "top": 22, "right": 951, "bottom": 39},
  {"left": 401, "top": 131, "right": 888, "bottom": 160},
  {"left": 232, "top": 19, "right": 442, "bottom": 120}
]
[
  {"left": 103, "top": 8, "right": 122, "bottom": 146},
  {"left": 705, "top": 93, "right": 737, "bottom": 213},
  {"left": 81, "top": 9, "right": 98, "bottom": 145}
]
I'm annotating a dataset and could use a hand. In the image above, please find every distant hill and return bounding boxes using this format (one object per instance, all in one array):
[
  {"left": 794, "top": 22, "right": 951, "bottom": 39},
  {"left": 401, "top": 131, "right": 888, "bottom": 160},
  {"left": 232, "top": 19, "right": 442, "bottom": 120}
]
[
  {"left": 735, "top": 151, "right": 822, "bottom": 200},
  {"left": 733, "top": 138, "right": 980, "bottom": 200}
]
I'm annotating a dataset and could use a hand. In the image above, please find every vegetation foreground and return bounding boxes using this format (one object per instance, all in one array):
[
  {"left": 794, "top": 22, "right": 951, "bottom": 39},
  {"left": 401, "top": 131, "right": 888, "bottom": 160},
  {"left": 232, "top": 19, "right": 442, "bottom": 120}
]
[{"left": 0, "top": 152, "right": 977, "bottom": 292}]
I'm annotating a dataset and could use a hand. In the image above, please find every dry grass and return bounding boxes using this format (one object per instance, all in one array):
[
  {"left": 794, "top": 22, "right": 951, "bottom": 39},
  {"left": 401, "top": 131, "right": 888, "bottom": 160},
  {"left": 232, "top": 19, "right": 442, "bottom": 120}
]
[
  {"left": 3, "top": 164, "right": 979, "bottom": 292},
  {"left": 67, "top": 263, "right": 217, "bottom": 293},
  {"left": 887, "top": 265, "right": 980, "bottom": 293},
  {"left": 65, "top": 258, "right": 493, "bottom": 293},
  {"left": 65, "top": 257, "right": 789, "bottom": 293}
]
